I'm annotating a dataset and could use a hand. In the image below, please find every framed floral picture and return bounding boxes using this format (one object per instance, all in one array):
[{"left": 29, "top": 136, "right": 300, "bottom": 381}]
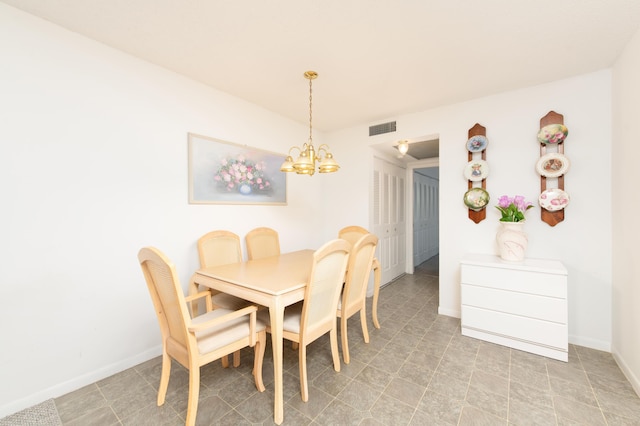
[{"left": 188, "top": 133, "right": 287, "bottom": 205}]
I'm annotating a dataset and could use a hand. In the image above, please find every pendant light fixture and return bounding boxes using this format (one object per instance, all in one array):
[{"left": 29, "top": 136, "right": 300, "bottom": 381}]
[
  {"left": 397, "top": 140, "right": 409, "bottom": 155},
  {"left": 280, "top": 71, "right": 339, "bottom": 176}
]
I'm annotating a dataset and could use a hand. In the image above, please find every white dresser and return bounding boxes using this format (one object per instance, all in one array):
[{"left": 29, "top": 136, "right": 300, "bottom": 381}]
[{"left": 460, "top": 254, "right": 568, "bottom": 361}]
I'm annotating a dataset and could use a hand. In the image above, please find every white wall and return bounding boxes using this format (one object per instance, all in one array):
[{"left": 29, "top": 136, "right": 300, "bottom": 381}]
[
  {"left": 0, "top": 5, "right": 331, "bottom": 417},
  {"left": 327, "top": 71, "right": 613, "bottom": 353},
  {"left": 612, "top": 25, "right": 640, "bottom": 395}
]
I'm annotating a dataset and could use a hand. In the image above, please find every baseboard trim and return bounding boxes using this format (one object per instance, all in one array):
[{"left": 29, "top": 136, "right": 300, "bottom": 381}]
[
  {"left": 611, "top": 346, "right": 640, "bottom": 398},
  {"left": 568, "top": 334, "right": 611, "bottom": 352},
  {"left": 0, "top": 345, "right": 162, "bottom": 419},
  {"left": 438, "top": 306, "right": 460, "bottom": 318}
]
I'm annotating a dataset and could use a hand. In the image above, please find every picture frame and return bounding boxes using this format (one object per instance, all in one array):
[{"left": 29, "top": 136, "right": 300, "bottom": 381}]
[{"left": 188, "top": 133, "right": 287, "bottom": 205}]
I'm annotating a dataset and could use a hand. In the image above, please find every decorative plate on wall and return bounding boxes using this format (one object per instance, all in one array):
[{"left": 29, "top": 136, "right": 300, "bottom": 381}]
[
  {"left": 537, "top": 123, "right": 568, "bottom": 144},
  {"left": 539, "top": 188, "right": 570, "bottom": 211},
  {"left": 464, "top": 160, "right": 490, "bottom": 181},
  {"left": 466, "top": 135, "right": 488, "bottom": 152},
  {"left": 463, "top": 187, "right": 490, "bottom": 211},
  {"left": 536, "top": 153, "right": 570, "bottom": 178}
]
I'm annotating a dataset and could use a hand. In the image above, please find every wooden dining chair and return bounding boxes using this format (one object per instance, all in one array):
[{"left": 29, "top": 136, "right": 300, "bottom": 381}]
[
  {"left": 338, "top": 225, "right": 382, "bottom": 329},
  {"left": 138, "top": 247, "right": 266, "bottom": 426},
  {"left": 337, "top": 225, "right": 370, "bottom": 247},
  {"left": 196, "top": 230, "right": 251, "bottom": 309},
  {"left": 259, "top": 239, "right": 350, "bottom": 402},
  {"left": 194, "top": 230, "right": 254, "bottom": 367},
  {"left": 245, "top": 227, "right": 280, "bottom": 260},
  {"left": 337, "top": 233, "right": 379, "bottom": 364}
]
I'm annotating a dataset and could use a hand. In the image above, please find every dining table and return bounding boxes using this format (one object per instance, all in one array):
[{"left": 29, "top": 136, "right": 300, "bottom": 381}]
[{"left": 189, "top": 249, "right": 381, "bottom": 425}]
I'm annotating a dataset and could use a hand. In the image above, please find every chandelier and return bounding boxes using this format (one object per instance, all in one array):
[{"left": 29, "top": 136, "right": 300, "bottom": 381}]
[{"left": 280, "top": 71, "right": 339, "bottom": 176}]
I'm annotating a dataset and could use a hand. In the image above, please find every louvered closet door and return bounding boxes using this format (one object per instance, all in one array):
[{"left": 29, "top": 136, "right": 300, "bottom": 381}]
[
  {"left": 372, "top": 157, "right": 406, "bottom": 285},
  {"left": 413, "top": 171, "right": 439, "bottom": 265}
]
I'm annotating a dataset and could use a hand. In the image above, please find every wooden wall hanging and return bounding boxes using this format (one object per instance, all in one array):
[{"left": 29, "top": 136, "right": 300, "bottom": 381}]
[
  {"left": 464, "top": 123, "right": 489, "bottom": 223},
  {"left": 537, "top": 111, "right": 570, "bottom": 226}
]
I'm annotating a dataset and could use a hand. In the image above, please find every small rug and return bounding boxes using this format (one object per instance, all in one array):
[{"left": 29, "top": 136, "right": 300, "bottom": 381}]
[{"left": 0, "top": 400, "right": 62, "bottom": 426}]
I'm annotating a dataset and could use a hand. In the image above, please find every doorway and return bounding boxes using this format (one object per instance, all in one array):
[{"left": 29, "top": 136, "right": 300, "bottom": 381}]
[
  {"left": 369, "top": 137, "right": 439, "bottom": 285},
  {"left": 412, "top": 167, "right": 439, "bottom": 269},
  {"left": 406, "top": 158, "right": 439, "bottom": 274}
]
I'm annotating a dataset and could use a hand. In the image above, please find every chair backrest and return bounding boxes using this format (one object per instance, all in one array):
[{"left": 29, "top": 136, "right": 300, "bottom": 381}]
[
  {"left": 245, "top": 227, "right": 280, "bottom": 260},
  {"left": 338, "top": 225, "right": 369, "bottom": 248},
  {"left": 343, "top": 234, "right": 379, "bottom": 311},
  {"left": 138, "top": 247, "right": 193, "bottom": 352},
  {"left": 301, "top": 239, "right": 350, "bottom": 340},
  {"left": 197, "top": 230, "right": 243, "bottom": 268}
]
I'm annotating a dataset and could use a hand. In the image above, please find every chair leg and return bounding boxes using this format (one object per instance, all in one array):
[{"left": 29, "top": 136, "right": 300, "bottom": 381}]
[
  {"left": 340, "top": 315, "right": 350, "bottom": 364},
  {"left": 299, "top": 344, "right": 308, "bottom": 402},
  {"left": 157, "top": 352, "right": 171, "bottom": 406},
  {"left": 185, "top": 362, "right": 200, "bottom": 426},
  {"left": 233, "top": 350, "right": 241, "bottom": 367},
  {"left": 291, "top": 341, "right": 299, "bottom": 350},
  {"left": 360, "top": 305, "right": 370, "bottom": 344},
  {"left": 330, "top": 327, "right": 341, "bottom": 373},
  {"left": 372, "top": 259, "right": 381, "bottom": 329},
  {"left": 253, "top": 330, "right": 266, "bottom": 392}
]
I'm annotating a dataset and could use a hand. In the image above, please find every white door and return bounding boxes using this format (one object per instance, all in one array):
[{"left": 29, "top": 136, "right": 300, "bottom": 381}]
[
  {"left": 412, "top": 169, "right": 439, "bottom": 265},
  {"left": 372, "top": 157, "right": 406, "bottom": 285}
]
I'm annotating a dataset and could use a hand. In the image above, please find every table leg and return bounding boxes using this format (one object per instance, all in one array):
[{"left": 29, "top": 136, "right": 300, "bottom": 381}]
[
  {"left": 269, "top": 299, "right": 285, "bottom": 425},
  {"left": 372, "top": 258, "right": 381, "bottom": 329}
]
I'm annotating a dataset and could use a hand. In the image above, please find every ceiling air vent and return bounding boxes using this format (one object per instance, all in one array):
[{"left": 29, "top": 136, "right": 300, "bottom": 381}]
[{"left": 369, "top": 121, "right": 396, "bottom": 136}]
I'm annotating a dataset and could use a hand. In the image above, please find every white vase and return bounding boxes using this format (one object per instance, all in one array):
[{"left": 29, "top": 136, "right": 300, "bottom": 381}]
[{"left": 496, "top": 221, "right": 528, "bottom": 262}]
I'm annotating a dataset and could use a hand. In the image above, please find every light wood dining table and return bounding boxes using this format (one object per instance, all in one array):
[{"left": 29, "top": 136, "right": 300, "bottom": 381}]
[{"left": 189, "top": 249, "right": 381, "bottom": 425}]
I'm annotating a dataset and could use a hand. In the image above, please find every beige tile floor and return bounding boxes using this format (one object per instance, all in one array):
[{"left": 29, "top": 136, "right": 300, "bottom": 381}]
[{"left": 6, "top": 256, "right": 640, "bottom": 425}]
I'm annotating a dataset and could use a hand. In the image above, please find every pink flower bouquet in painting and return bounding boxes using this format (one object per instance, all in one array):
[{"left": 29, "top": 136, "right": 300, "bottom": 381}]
[{"left": 214, "top": 155, "right": 272, "bottom": 194}]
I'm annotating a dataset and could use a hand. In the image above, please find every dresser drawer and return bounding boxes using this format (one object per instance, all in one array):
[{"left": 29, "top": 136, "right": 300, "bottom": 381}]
[
  {"left": 461, "top": 264, "right": 566, "bottom": 297},
  {"left": 461, "top": 283, "right": 566, "bottom": 323},
  {"left": 461, "top": 305, "right": 567, "bottom": 350}
]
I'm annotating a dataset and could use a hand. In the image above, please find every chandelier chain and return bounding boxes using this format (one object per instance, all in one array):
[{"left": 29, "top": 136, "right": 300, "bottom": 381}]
[{"left": 308, "top": 77, "right": 313, "bottom": 142}]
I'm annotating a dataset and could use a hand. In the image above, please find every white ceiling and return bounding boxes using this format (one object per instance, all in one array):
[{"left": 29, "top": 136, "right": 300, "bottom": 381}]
[{"left": 3, "top": 0, "right": 640, "bottom": 132}]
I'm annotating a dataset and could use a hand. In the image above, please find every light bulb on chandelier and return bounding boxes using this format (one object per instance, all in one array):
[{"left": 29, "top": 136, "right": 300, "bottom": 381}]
[{"left": 280, "top": 71, "right": 339, "bottom": 176}]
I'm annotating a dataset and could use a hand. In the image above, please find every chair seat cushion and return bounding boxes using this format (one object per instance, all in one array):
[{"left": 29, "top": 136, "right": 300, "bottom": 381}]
[
  {"left": 192, "top": 308, "right": 266, "bottom": 354},
  {"left": 212, "top": 293, "right": 253, "bottom": 310},
  {"left": 257, "top": 302, "right": 303, "bottom": 334}
]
